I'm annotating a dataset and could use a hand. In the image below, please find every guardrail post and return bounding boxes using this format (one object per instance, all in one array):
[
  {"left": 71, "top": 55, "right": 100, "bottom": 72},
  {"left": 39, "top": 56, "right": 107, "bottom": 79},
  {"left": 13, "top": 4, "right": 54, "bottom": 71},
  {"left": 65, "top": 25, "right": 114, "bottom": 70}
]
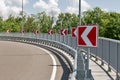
[
  {"left": 95, "top": 47, "right": 98, "bottom": 61},
  {"left": 101, "top": 39, "right": 104, "bottom": 66},
  {"left": 108, "top": 40, "right": 111, "bottom": 72},
  {"left": 116, "top": 42, "right": 120, "bottom": 80},
  {"left": 76, "top": 48, "right": 86, "bottom": 80}
]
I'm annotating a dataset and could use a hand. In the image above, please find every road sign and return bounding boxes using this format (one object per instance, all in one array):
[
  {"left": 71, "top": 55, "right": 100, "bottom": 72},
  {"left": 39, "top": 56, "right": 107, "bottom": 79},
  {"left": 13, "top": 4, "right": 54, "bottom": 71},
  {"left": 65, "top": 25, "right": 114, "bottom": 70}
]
[
  {"left": 48, "top": 30, "right": 54, "bottom": 35},
  {"left": 60, "top": 29, "right": 68, "bottom": 36},
  {"left": 72, "top": 28, "right": 77, "bottom": 37},
  {"left": 20, "top": 29, "right": 24, "bottom": 33},
  {"left": 34, "top": 30, "right": 39, "bottom": 35},
  {"left": 77, "top": 25, "right": 98, "bottom": 47},
  {"left": 6, "top": 29, "right": 10, "bottom": 33}
]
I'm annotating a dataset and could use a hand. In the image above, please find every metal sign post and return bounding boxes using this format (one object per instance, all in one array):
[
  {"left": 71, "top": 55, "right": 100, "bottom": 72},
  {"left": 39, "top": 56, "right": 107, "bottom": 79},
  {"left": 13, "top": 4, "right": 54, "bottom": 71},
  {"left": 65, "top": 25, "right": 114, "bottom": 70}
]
[
  {"left": 76, "top": 25, "right": 98, "bottom": 79},
  {"left": 79, "top": 0, "right": 81, "bottom": 25},
  {"left": 87, "top": 48, "right": 90, "bottom": 70},
  {"left": 87, "top": 48, "right": 90, "bottom": 79}
]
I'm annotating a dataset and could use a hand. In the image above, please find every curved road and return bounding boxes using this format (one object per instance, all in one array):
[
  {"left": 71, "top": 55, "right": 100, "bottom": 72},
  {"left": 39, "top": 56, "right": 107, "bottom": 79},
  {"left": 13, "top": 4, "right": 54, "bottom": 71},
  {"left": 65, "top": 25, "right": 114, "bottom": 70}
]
[{"left": 0, "top": 41, "right": 70, "bottom": 80}]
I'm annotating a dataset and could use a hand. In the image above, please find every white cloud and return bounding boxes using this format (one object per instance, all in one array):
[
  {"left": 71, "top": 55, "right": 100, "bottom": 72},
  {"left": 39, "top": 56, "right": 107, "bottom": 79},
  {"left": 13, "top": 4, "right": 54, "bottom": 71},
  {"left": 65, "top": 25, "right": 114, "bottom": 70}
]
[
  {"left": 33, "top": 0, "right": 91, "bottom": 18},
  {"left": 33, "top": 0, "right": 91, "bottom": 26},
  {"left": 49, "top": 0, "right": 58, "bottom": 7},
  {"left": 34, "top": 0, "right": 60, "bottom": 16},
  {"left": 65, "top": 0, "right": 91, "bottom": 14},
  {"left": 0, "top": 0, "right": 28, "bottom": 19},
  {"left": 33, "top": 0, "right": 48, "bottom": 10},
  {"left": 33, "top": 0, "right": 60, "bottom": 26}
]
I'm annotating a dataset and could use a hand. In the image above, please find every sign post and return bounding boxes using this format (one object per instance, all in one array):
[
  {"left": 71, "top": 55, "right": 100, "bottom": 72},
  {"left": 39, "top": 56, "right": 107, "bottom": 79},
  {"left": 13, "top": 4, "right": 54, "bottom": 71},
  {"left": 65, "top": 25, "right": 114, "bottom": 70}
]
[
  {"left": 77, "top": 25, "right": 98, "bottom": 78},
  {"left": 33, "top": 30, "right": 39, "bottom": 42},
  {"left": 60, "top": 29, "right": 68, "bottom": 43},
  {"left": 20, "top": 29, "right": 24, "bottom": 36},
  {"left": 48, "top": 29, "right": 54, "bottom": 40}
]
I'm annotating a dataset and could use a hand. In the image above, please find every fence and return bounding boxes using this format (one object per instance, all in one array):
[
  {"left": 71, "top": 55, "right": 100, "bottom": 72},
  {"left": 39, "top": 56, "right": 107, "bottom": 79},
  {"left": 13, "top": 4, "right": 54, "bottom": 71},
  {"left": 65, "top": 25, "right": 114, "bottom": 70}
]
[
  {"left": 90, "top": 37, "right": 120, "bottom": 78},
  {"left": 0, "top": 33, "right": 120, "bottom": 79}
]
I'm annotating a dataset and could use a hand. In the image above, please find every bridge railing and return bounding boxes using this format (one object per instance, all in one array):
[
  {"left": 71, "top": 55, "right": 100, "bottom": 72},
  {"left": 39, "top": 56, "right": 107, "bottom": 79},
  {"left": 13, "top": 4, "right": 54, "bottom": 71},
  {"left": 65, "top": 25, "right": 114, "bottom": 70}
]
[
  {"left": 91, "top": 37, "right": 120, "bottom": 78},
  {"left": 0, "top": 33, "right": 120, "bottom": 79},
  {"left": 80, "top": 37, "right": 120, "bottom": 79},
  {"left": 0, "top": 33, "right": 80, "bottom": 80}
]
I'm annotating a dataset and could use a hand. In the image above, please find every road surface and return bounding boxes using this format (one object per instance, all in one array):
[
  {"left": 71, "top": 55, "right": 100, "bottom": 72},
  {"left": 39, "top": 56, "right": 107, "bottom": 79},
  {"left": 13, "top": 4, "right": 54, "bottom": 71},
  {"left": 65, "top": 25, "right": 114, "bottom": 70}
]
[{"left": 0, "top": 41, "right": 70, "bottom": 80}]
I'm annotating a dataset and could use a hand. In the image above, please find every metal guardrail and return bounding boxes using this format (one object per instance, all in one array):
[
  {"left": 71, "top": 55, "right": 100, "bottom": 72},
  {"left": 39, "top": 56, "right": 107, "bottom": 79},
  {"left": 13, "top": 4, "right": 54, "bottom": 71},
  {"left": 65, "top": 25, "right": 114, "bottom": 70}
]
[
  {"left": 79, "top": 37, "right": 120, "bottom": 80},
  {"left": 0, "top": 33, "right": 79, "bottom": 80},
  {"left": 2, "top": 33, "right": 120, "bottom": 79},
  {"left": 90, "top": 37, "right": 120, "bottom": 79},
  {"left": 0, "top": 33, "right": 94, "bottom": 80}
]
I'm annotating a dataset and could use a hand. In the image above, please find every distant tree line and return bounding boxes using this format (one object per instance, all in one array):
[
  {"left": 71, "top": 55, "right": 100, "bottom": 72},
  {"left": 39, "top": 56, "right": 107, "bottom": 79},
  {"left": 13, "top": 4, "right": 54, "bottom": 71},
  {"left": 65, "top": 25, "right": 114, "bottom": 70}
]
[{"left": 0, "top": 7, "right": 120, "bottom": 40}]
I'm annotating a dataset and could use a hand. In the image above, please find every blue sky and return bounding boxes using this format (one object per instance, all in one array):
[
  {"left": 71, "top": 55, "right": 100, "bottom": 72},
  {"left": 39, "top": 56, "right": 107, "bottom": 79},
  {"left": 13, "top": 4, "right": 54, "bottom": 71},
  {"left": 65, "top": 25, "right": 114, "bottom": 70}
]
[
  {"left": 86, "top": 0, "right": 120, "bottom": 12},
  {"left": 25, "top": 0, "right": 120, "bottom": 14},
  {"left": 0, "top": 0, "right": 120, "bottom": 19},
  {"left": 25, "top": 0, "right": 74, "bottom": 14}
]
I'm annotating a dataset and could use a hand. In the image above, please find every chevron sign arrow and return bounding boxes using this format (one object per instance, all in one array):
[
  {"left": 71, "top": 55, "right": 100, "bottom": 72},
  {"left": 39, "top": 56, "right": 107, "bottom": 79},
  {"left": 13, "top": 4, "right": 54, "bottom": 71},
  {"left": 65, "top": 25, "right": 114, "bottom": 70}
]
[
  {"left": 48, "top": 30, "right": 54, "bottom": 35},
  {"left": 77, "top": 25, "right": 98, "bottom": 47},
  {"left": 72, "top": 28, "right": 77, "bottom": 37},
  {"left": 61, "top": 29, "right": 68, "bottom": 36}
]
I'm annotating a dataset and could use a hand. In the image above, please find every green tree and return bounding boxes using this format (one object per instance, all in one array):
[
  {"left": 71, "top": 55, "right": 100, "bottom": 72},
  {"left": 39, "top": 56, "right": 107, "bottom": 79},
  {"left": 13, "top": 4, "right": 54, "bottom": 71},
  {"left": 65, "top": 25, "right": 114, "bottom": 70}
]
[
  {"left": 0, "top": 17, "right": 3, "bottom": 32},
  {"left": 3, "top": 15, "right": 21, "bottom": 32},
  {"left": 24, "top": 16, "right": 35, "bottom": 32},
  {"left": 55, "top": 13, "right": 78, "bottom": 33},
  {"left": 35, "top": 12, "right": 52, "bottom": 33},
  {"left": 104, "top": 12, "right": 120, "bottom": 39}
]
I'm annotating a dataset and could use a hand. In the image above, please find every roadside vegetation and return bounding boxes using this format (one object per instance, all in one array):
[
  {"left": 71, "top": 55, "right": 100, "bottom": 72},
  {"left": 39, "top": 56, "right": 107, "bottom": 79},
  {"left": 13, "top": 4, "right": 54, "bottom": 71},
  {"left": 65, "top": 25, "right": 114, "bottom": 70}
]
[{"left": 0, "top": 7, "right": 120, "bottom": 40}]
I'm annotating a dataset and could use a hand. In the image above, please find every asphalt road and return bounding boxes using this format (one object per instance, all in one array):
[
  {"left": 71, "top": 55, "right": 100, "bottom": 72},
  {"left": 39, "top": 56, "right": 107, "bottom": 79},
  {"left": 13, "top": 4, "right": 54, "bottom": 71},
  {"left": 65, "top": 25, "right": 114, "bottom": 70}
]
[{"left": 0, "top": 41, "right": 70, "bottom": 80}]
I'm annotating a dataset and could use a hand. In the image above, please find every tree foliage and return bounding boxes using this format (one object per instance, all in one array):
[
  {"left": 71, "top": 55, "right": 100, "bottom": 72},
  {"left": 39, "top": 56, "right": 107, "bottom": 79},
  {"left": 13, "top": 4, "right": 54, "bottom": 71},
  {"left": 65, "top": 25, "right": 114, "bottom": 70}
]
[
  {"left": 55, "top": 13, "right": 78, "bottom": 33},
  {"left": 82, "top": 7, "right": 120, "bottom": 40},
  {"left": 0, "top": 7, "right": 120, "bottom": 40}
]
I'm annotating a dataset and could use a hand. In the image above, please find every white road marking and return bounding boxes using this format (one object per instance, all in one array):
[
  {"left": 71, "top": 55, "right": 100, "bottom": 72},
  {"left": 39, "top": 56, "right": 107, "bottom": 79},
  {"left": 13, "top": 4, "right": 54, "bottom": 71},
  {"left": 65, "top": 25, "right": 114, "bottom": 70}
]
[{"left": 40, "top": 48, "right": 57, "bottom": 80}]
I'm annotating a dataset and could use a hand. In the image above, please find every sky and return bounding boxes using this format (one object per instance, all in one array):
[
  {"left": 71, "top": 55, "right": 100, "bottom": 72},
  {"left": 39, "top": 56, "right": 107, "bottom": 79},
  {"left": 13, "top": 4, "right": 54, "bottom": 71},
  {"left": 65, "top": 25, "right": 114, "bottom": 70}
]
[{"left": 0, "top": 0, "right": 120, "bottom": 19}]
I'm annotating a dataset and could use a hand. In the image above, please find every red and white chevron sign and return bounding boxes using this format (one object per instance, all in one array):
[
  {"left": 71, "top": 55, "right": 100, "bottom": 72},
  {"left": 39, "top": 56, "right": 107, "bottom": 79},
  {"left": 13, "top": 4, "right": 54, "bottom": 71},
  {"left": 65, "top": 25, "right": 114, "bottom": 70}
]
[
  {"left": 72, "top": 28, "right": 77, "bottom": 37},
  {"left": 77, "top": 25, "right": 98, "bottom": 47},
  {"left": 6, "top": 29, "right": 10, "bottom": 33},
  {"left": 60, "top": 29, "right": 68, "bottom": 36},
  {"left": 34, "top": 30, "right": 39, "bottom": 35},
  {"left": 48, "top": 30, "right": 54, "bottom": 35},
  {"left": 20, "top": 29, "right": 24, "bottom": 33}
]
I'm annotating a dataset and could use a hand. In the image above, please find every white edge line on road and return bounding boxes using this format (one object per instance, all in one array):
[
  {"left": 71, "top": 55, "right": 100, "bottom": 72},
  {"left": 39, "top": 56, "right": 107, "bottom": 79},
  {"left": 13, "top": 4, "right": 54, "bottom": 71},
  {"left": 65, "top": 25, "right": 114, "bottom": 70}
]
[{"left": 40, "top": 48, "right": 57, "bottom": 80}]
